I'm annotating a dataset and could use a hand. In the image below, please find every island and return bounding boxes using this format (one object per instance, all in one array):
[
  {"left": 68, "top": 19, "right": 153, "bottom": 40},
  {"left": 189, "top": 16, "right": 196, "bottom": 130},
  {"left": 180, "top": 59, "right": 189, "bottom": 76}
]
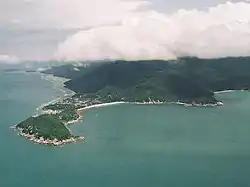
[{"left": 13, "top": 56, "right": 250, "bottom": 145}]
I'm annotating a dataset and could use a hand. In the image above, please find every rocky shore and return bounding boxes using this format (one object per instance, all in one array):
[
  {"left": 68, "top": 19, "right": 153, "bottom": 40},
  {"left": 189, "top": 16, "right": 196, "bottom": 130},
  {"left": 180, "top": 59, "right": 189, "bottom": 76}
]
[
  {"left": 175, "top": 101, "right": 224, "bottom": 107},
  {"left": 15, "top": 127, "right": 84, "bottom": 146}
]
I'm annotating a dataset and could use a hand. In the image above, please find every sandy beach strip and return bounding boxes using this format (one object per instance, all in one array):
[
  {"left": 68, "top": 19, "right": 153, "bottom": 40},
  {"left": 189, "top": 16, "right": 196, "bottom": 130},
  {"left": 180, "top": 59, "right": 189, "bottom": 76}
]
[
  {"left": 214, "top": 89, "right": 246, "bottom": 94},
  {"left": 79, "top": 101, "right": 128, "bottom": 111}
]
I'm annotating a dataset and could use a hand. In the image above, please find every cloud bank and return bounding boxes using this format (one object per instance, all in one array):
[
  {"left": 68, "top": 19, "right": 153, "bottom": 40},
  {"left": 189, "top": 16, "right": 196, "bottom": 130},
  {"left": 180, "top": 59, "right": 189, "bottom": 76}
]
[
  {"left": 1, "top": 0, "right": 150, "bottom": 29},
  {"left": 55, "top": 2, "right": 250, "bottom": 61}
]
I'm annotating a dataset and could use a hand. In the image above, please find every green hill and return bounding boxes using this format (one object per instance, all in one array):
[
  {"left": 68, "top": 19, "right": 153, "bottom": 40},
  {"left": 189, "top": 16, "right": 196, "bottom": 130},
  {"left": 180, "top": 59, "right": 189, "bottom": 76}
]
[
  {"left": 16, "top": 114, "right": 73, "bottom": 141},
  {"left": 43, "top": 57, "right": 250, "bottom": 104}
]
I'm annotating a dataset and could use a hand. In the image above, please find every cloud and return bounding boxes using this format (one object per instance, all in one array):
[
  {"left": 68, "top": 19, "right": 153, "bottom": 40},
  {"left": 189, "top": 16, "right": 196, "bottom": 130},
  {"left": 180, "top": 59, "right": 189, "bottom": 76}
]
[
  {"left": 55, "top": 2, "right": 250, "bottom": 61},
  {"left": 0, "top": 54, "right": 20, "bottom": 64},
  {"left": 0, "top": 0, "right": 150, "bottom": 62},
  {"left": 1, "top": 0, "right": 150, "bottom": 29}
]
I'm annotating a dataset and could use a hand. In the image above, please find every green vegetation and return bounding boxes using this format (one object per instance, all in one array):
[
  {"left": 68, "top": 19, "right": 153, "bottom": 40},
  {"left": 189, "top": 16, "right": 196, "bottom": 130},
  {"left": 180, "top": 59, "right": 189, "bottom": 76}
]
[
  {"left": 60, "top": 60, "right": 217, "bottom": 103},
  {"left": 56, "top": 109, "right": 79, "bottom": 122},
  {"left": 15, "top": 98, "right": 83, "bottom": 142},
  {"left": 17, "top": 56, "right": 250, "bottom": 145},
  {"left": 44, "top": 57, "right": 250, "bottom": 104},
  {"left": 43, "top": 103, "right": 76, "bottom": 111},
  {"left": 16, "top": 101, "right": 82, "bottom": 143},
  {"left": 16, "top": 114, "right": 73, "bottom": 141},
  {"left": 43, "top": 102, "right": 82, "bottom": 122}
]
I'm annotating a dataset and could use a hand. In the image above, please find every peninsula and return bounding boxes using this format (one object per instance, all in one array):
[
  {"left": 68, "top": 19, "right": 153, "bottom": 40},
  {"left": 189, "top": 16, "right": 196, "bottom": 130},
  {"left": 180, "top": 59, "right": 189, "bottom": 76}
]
[
  {"left": 15, "top": 102, "right": 85, "bottom": 146},
  {"left": 14, "top": 57, "right": 250, "bottom": 145}
]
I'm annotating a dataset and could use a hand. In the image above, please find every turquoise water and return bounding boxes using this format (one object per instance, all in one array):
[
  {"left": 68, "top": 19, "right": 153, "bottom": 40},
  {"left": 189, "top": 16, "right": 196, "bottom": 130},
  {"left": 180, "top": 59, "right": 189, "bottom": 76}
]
[{"left": 1, "top": 71, "right": 250, "bottom": 187}]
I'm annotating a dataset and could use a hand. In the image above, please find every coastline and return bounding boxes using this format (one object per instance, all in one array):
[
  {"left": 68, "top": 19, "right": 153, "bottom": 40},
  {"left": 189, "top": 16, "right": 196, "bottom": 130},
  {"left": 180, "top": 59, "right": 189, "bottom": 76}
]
[
  {"left": 14, "top": 128, "right": 85, "bottom": 146},
  {"left": 36, "top": 74, "right": 75, "bottom": 114},
  {"left": 14, "top": 102, "right": 127, "bottom": 146},
  {"left": 14, "top": 126, "right": 84, "bottom": 146},
  {"left": 214, "top": 89, "right": 248, "bottom": 94},
  {"left": 78, "top": 101, "right": 128, "bottom": 111},
  {"left": 172, "top": 101, "right": 224, "bottom": 107},
  {"left": 14, "top": 71, "right": 234, "bottom": 146},
  {"left": 214, "top": 90, "right": 243, "bottom": 94},
  {"left": 71, "top": 100, "right": 224, "bottom": 130},
  {"left": 66, "top": 109, "right": 83, "bottom": 125},
  {"left": 13, "top": 72, "right": 84, "bottom": 146},
  {"left": 14, "top": 99, "right": 225, "bottom": 146}
]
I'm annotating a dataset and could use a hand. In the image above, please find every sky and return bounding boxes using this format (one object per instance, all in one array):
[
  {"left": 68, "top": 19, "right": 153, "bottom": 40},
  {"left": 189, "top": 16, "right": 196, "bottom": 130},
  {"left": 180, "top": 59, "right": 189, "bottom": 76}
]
[{"left": 0, "top": 0, "right": 250, "bottom": 63}]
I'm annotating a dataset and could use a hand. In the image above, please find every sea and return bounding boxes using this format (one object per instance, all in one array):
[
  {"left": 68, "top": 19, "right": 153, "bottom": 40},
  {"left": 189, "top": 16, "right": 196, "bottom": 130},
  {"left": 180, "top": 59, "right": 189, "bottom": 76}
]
[{"left": 1, "top": 69, "right": 250, "bottom": 187}]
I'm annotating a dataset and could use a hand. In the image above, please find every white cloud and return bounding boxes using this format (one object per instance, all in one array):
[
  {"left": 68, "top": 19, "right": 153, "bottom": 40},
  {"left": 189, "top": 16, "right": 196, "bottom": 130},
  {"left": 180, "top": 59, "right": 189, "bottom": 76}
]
[
  {"left": 0, "top": 0, "right": 150, "bottom": 61},
  {"left": 1, "top": 0, "right": 250, "bottom": 61},
  {"left": 0, "top": 0, "right": 150, "bottom": 29},
  {"left": 0, "top": 54, "right": 20, "bottom": 64},
  {"left": 55, "top": 2, "right": 250, "bottom": 61}
]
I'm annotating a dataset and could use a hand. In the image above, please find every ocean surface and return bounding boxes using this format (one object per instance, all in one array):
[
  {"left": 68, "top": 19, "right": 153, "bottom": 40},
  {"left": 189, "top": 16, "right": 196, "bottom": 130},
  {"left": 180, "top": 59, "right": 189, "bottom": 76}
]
[{"left": 1, "top": 70, "right": 250, "bottom": 187}]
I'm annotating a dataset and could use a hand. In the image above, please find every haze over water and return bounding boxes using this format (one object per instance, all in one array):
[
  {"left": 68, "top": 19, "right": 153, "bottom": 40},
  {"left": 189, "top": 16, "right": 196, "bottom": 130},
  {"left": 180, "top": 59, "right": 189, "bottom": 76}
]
[{"left": 1, "top": 70, "right": 250, "bottom": 187}]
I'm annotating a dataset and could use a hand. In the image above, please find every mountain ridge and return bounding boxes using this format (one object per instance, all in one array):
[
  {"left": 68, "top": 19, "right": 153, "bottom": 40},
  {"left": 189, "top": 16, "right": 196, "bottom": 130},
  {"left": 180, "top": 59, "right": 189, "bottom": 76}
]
[{"left": 42, "top": 57, "right": 250, "bottom": 104}]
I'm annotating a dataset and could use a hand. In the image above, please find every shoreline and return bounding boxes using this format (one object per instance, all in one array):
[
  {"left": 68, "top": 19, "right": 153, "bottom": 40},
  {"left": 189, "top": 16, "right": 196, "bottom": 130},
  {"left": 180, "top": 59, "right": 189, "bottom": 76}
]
[
  {"left": 78, "top": 101, "right": 128, "bottom": 111},
  {"left": 36, "top": 73, "right": 75, "bottom": 113},
  {"left": 66, "top": 109, "right": 83, "bottom": 125},
  {"left": 172, "top": 101, "right": 224, "bottom": 107},
  {"left": 214, "top": 89, "right": 247, "bottom": 94},
  {"left": 36, "top": 88, "right": 245, "bottom": 114},
  {"left": 14, "top": 100, "right": 225, "bottom": 146},
  {"left": 15, "top": 127, "right": 84, "bottom": 146},
  {"left": 15, "top": 71, "right": 237, "bottom": 146}
]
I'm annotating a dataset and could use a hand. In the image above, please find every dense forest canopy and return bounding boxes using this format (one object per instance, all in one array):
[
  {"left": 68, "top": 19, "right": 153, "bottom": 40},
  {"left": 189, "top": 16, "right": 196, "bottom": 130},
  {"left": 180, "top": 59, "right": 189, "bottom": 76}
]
[{"left": 43, "top": 57, "right": 250, "bottom": 104}]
